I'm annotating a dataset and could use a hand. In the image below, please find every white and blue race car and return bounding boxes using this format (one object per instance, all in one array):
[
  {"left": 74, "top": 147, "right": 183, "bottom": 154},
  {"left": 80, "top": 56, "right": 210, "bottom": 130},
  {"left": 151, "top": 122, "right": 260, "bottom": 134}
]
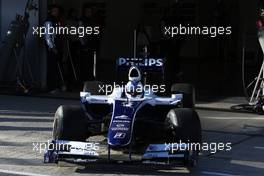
[{"left": 44, "top": 58, "right": 201, "bottom": 167}]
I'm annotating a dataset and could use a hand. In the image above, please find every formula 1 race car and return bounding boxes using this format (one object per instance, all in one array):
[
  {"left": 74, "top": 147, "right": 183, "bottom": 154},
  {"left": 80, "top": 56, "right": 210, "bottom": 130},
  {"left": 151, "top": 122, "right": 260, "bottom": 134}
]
[{"left": 44, "top": 58, "right": 202, "bottom": 167}]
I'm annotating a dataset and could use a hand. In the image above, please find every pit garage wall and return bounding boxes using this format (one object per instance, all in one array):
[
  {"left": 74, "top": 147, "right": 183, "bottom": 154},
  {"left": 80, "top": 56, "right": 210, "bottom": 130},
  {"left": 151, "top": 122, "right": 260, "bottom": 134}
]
[
  {"left": 198, "top": 0, "right": 257, "bottom": 59},
  {"left": 100, "top": 0, "right": 253, "bottom": 85},
  {"left": 195, "top": 0, "right": 258, "bottom": 95},
  {"left": 0, "top": 0, "right": 46, "bottom": 89},
  {"left": 54, "top": 0, "right": 141, "bottom": 63},
  {"left": 51, "top": 0, "right": 253, "bottom": 61},
  {"left": 0, "top": 0, "right": 259, "bottom": 90}
]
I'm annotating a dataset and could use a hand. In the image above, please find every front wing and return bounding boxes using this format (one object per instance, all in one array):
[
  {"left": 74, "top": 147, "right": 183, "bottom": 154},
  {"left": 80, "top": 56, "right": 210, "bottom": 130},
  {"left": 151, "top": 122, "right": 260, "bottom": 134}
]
[{"left": 44, "top": 140, "right": 190, "bottom": 165}]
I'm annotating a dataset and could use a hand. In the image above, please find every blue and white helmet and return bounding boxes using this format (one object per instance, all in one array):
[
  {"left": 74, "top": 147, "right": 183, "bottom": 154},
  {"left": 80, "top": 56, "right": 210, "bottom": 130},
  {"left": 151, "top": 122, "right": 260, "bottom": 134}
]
[
  {"left": 125, "top": 67, "right": 143, "bottom": 98},
  {"left": 128, "top": 66, "right": 141, "bottom": 82}
]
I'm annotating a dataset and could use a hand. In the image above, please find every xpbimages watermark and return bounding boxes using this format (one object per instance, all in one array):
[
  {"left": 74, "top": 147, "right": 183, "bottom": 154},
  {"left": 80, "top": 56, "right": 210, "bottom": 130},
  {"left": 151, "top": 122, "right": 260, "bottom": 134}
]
[
  {"left": 165, "top": 141, "right": 232, "bottom": 154},
  {"left": 97, "top": 82, "right": 166, "bottom": 95},
  {"left": 163, "top": 24, "right": 232, "bottom": 38},
  {"left": 32, "top": 140, "right": 100, "bottom": 154},
  {"left": 32, "top": 24, "right": 100, "bottom": 38}
]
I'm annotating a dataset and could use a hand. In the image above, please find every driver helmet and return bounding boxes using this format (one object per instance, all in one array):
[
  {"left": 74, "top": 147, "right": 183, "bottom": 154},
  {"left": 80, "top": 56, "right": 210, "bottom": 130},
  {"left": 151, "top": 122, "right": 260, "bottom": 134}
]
[{"left": 125, "top": 67, "right": 144, "bottom": 98}]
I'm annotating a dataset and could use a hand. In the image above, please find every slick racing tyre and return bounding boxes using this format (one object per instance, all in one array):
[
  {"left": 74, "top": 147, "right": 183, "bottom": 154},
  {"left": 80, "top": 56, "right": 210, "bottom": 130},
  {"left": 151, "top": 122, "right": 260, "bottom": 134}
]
[
  {"left": 171, "top": 83, "right": 195, "bottom": 108},
  {"left": 83, "top": 81, "right": 106, "bottom": 95},
  {"left": 53, "top": 105, "right": 88, "bottom": 141},
  {"left": 165, "top": 108, "right": 201, "bottom": 143},
  {"left": 165, "top": 108, "right": 202, "bottom": 167}
]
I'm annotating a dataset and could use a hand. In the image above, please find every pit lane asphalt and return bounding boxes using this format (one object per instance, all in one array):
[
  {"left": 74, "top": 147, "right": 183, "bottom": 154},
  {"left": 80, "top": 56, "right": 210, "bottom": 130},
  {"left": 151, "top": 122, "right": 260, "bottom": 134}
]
[{"left": 0, "top": 95, "right": 263, "bottom": 176}]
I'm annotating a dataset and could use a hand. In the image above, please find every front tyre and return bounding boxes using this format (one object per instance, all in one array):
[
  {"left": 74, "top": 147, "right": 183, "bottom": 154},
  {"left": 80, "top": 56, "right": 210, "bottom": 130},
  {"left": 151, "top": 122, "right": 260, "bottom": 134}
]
[
  {"left": 53, "top": 105, "right": 88, "bottom": 141},
  {"left": 165, "top": 108, "right": 201, "bottom": 167}
]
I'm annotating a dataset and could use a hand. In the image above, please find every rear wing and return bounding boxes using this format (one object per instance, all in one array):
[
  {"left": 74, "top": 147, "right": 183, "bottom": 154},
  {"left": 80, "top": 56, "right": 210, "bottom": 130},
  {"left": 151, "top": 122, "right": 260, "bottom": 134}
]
[
  {"left": 116, "top": 57, "right": 166, "bottom": 82},
  {"left": 116, "top": 57, "right": 165, "bottom": 71}
]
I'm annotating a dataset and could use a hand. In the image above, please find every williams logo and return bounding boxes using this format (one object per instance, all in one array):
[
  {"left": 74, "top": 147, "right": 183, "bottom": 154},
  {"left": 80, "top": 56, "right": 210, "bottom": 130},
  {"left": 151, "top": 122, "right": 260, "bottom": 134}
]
[{"left": 114, "top": 132, "right": 126, "bottom": 139}]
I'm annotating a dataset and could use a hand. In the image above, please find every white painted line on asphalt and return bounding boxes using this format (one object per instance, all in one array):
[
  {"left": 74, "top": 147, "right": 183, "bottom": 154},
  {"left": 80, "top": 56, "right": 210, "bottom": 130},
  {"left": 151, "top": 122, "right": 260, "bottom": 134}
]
[
  {"left": 202, "top": 171, "right": 240, "bottom": 176},
  {"left": 0, "top": 110, "right": 54, "bottom": 115},
  {"left": 202, "top": 116, "right": 264, "bottom": 120},
  {"left": 254, "top": 146, "right": 264, "bottom": 150},
  {"left": 0, "top": 169, "right": 50, "bottom": 176}
]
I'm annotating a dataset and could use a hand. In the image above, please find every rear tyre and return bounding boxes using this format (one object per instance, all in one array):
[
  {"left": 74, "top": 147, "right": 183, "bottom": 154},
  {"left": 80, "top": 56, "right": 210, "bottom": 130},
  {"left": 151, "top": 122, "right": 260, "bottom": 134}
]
[
  {"left": 171, "top": 83, "right": 195, "bottom": 108},
  {"left": 53, "top": 105, "right": 88, "bottom": 141},
  {"left": 83, "top": 81, "right": 106, "bottom": 95},
  {"left": 165, "top": 108, "right": 201, "bottom": 167}
]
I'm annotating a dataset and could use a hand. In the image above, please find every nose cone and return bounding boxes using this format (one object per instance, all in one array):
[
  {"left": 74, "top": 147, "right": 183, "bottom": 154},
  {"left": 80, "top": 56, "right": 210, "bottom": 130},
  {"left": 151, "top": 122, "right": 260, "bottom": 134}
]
[{"left": 128, "top": 66, "right": 141, "bottom": 82}]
